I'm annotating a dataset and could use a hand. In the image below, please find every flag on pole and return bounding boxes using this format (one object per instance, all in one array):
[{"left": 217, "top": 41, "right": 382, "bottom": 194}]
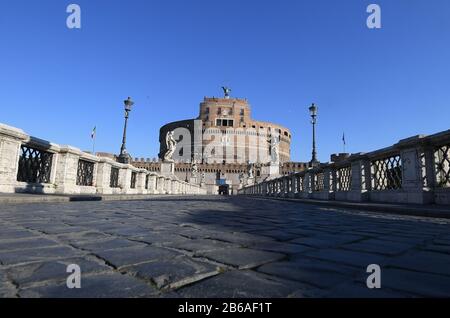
[
  {"left": 91, "top": 126, "right": 96, "bottom": 139},
  {"left": 342, "top": 132, "right": 346, "bottom": 153}
]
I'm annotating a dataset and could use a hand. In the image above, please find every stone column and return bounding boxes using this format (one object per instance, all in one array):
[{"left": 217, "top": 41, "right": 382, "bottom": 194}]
[
  {"left": 119, "top": 166, "right": 132, "bottom": 194},
  {"left": 303, "top": 171, "right": 313, "bottom": 199},
  {"left": 96, "top": 159, "right": 112, "bottom": 194},
  {"left": 398, "top": 137, "right": 434, "bottom": 204},
  {"left": 54, "top": 146, "right": 82, "bottom": 195},
  {"left": 348, "top": 154, "right": 370, "bottom": 202},
  {"left": 289, "top": 173, "right": 297, "bottom": 198},
  {"left": 136, "top": 170, "right": 147, "bottom": 194},
  {"left": 147, "top": 174, "right": 157, "bottom": 194},
  {"left": 172, "top": 180, "right": 178, "bottom": 194},
  {"left": 165, "top": 177, "right": 172, "bottom": 194},
  {"left": 157, "top": 176, "right": 165, "bottom": 193},
  {"left": 0, "top": 124, "right": 28, "bottom": 193},
  {"left": 322, "top": 167, "right": 334, "bottom": 200}
]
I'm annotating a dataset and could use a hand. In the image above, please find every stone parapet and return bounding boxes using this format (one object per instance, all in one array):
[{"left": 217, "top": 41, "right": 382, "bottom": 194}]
[
  {"left": 0, "top": 123, "right": 207, "bottom": 196},
  {"left": 239, "top": 129, "right": 450, "bottom": 206}
]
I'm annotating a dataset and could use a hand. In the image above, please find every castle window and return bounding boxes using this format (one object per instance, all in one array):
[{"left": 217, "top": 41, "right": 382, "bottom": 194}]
[
  {"left": 240, "top": 109, "right": 245, "bottom": 116},
  {"left": 205, "top": 107, "right": 209, "bottom": 114},
  {"left": 216, "top": 119, "right": 234, "bottom": 127}
]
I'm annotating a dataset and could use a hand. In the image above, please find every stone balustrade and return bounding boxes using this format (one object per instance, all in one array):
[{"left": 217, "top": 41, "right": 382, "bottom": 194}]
[
  {"left": 239, "top": 129, "right": 450, "bottom": 205},
  {"left": 0, "top": 123, "right": 206, "bottom": 195}
]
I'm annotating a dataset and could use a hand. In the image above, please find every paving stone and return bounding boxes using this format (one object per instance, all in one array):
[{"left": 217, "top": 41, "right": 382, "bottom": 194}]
[
  {"left": 289, "top": 234, "right": 363, "bottom": 248},
  {"left": 0, "top": 238, "right": 59, "bottom": 251},
  {"left": 166, "top": 238, "right": 237, "bottom": 253},
  {"left": 320, "top": 281, "right": 414, "bottom": 298},
  {"left": 19, "top": 273, "right": 158, "bottom": 298},
  {"left": 422, "top": 243, "right": 450, "bottom": 254},
  {"left": 0, "top": 284, "right": 16, "bottom": 298},
  {"left": 204, "top": 231, "right": 274, "bottom": 245},
  {"left": 303, "top": 249, "right": 387, "bottom": 269},
  {"left": 5, "top": 257, "right": 110, "bottom": 287},
  {"left": 134, "top": 232, "right": 186, "bottom": 245},
  {"left": 341, "top": 239, "right": 414, "bottom": 256},
  {"left": 385, "top": 251, "right": 450, "bottom": 276},
  {"left": 177, "top": 270, "right": 312, "bottom": 298},
  {"left": 94, "top": 246, "right": 182, "bottom": 268},
  {"left": 55, "top": 231, "right": 110, "bottom": 243},
  {"left": 75, "top": 238, "right": 145, "bottom": 252},
  {"left": 245, "top": 241, "right": 314, "bottom": 254},
  {"left": 124, "top": 256, "right": 219, "bottom": 289},
  {"left": 0, "top": 246, "right": 83, "bottom": 266},
  {"left": 197, "top": 247, "right": 285, "bottom": 269},
  {"left": 380, "top": 268, "right": 450, "bottom": 297},
  {"left": 250, "top": 230, "right": 301, "bottom": 241},
  {"left": 0, "top": 229, "right": 37, "bottom": 240},
  {"left": 257, "top": 257, "right": 357, "bottom": 289}
]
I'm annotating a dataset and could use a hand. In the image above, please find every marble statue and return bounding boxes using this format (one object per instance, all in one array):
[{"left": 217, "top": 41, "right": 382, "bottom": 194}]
[
  {"left": 269, "top": 136, "right": 280, "bottom": 164},
  {"left": 191, "top": 161, "right": 198, "bottom": 177},
  {"left": 163, "top": 131, "right": 177, "bottom": 162},
  {"left": 247, "top": 161, "right": 254, "bottom": 179}
]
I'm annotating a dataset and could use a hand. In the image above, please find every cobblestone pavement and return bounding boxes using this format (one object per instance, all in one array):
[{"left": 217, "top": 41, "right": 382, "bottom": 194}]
[{"left": 1, "top": 196, "right": 450, "bottom": 298}]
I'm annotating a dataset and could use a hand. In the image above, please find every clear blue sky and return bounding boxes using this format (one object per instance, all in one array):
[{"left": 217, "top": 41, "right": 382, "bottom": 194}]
[{"left": 1, "top": 0, "right": 449, "bottom": 162}]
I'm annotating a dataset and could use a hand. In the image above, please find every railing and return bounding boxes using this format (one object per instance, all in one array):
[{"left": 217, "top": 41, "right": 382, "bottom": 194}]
[
  {"left": 17, "top": 145, "right": 53, "bottom": 184},
  {"left": 435, "top": 144, "right": 450, "bottom": 188},
  {"left": 76, "top": 159, "right": 95, "bottom": 186},
  {"left": 336, "top": 165, "right": 351, "bottom": 192},
  {"left": 110, "top": 167, "right": 119, "bottom": 188},
  {"left": 0, "top": 123, "right": 207, "bottom": 196},
  {"left": 371, "top": 154, "right": 402, "bottom": 190},
  {"left": 239, "top": 129, "right": 450, "bottom": 205},
  {"left": 130, "top": 171, "right": 137, "bottom": 189}
]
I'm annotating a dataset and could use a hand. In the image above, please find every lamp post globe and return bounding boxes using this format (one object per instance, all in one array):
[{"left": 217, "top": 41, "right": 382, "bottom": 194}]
[
  {"left": 309, "top": 103, "right": 319, "bottom": 167},
  {"left": 118, "top": 97, "right": 134, "bottom": 164}
]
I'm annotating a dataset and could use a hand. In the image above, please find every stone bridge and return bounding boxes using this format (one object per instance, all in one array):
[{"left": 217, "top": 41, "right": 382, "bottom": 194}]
[{"left": 1, "top": 123, "right": 450, "bottom": 297}]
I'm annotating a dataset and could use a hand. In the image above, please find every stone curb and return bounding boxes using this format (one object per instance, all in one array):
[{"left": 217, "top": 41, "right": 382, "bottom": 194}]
[
  {"left": 250, "top": 196, "right": 450, "bottom": 219},
  {"left": 0, "top": 194, "right": 188, "bottom": 205}
]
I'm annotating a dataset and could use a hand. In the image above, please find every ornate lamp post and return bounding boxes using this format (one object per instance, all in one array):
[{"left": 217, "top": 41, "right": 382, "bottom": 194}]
[
  {"left": 309, "top": 103, "right": 319, "bottom": 167},
  {"left": 118, "top": 97, "right": 134, "bottom": 164}
]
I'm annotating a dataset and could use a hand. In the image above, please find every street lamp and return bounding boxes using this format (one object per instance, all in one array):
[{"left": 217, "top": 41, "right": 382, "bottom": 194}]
[
  {"left": 118, "top": 97, "right": 134, "bottom": 164},
  {"left": 309, "top": 103, "right": 319, "bottom": 167}
]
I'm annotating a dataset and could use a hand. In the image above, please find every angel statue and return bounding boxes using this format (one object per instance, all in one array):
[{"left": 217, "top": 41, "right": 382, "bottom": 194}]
[
  {"left": 268, "top": 136, "right": 280, "bottom": 164},
  {"left": 247, "top": 160, "right": 254, "bottom": 179},
  {"left": 222, "top": 86, "right": 231, "bottom": 99},
  {"left": 239, "top": 172, "right": 245, "bottom": 184},
  {"left": 163, "top": 131, "right": 177, "bottom": 162},
  {"left": 200, "top": 172, "right": 206, "bottom": 184},
  {"left": 191, "top": 161, "right": 199, "bottom": 178}
]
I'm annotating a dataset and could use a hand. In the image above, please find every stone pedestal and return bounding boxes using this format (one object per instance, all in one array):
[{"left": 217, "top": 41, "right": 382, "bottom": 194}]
[
  {"left": 262, "top": 163, "right": 280, "bottom": 180},
  {"left": 190, "top": 177, "right": 198, "bottom": 185},
  {"left": 160, "top": 162, "right": 175, "bottom": 176}
]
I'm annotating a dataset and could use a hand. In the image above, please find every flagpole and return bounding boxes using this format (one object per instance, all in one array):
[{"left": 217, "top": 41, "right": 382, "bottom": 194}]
[
  {"left": 91, "top": 126, "right": 96, "bottom": 155},
  {"left": 342, "top": 132, "right": 346, "bottom": 154}
]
